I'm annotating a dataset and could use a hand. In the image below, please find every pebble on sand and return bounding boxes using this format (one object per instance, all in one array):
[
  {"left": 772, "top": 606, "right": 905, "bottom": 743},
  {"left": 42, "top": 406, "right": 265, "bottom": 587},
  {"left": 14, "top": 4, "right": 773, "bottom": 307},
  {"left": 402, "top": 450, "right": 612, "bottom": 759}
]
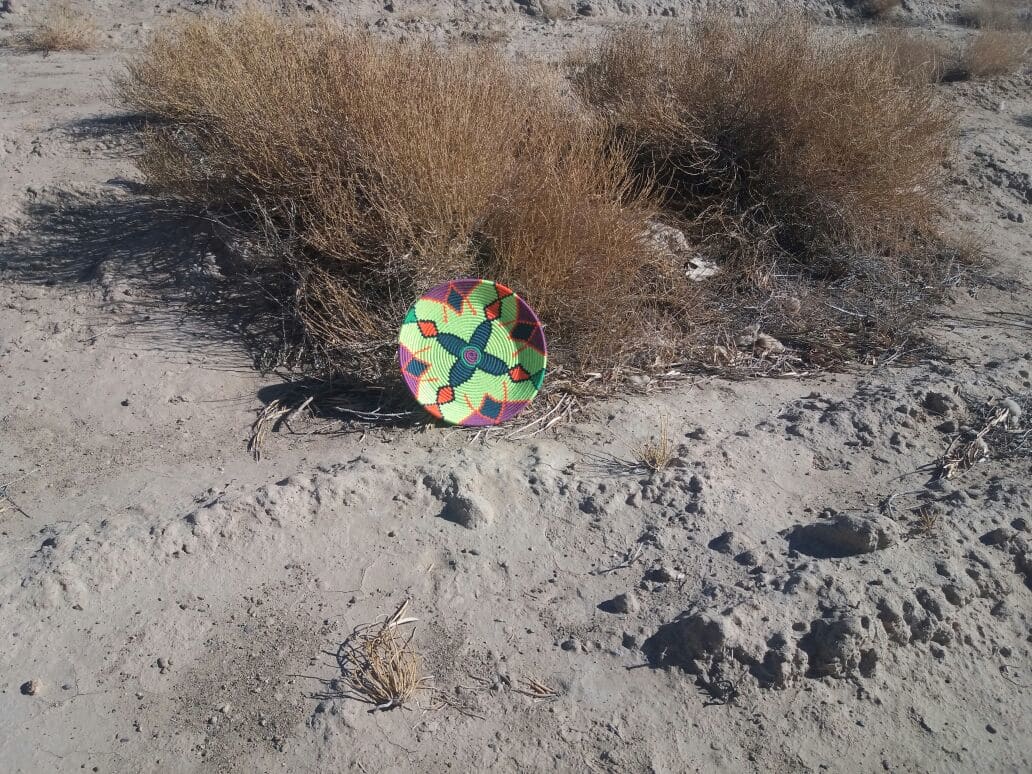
[{"left": 20, "top": 679, "right": 40, "bottom": 696}]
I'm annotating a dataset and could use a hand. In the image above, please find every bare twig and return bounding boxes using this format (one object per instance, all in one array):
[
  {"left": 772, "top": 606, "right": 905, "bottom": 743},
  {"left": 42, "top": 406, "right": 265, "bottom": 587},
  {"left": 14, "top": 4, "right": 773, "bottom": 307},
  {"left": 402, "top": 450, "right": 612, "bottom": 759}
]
[
  {"left": 512, "top": 676, "right": 560, "bottom": 702},
  {"left": 592, "top": 544, "right": 644, "bottom": 576},
  {"left": 935, "top": 400, "right": 1017, "bottom": 480}
]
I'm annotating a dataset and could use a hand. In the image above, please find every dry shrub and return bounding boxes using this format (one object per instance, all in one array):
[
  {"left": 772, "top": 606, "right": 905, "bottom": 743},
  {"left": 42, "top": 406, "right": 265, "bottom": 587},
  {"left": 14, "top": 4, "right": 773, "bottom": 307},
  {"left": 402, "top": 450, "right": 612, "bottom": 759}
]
[
  {"left": 118, "top": 8, "right": 673, "bottom": 378},
  {"left": 961, "top": 29, "right": 1030, "bottom": 76},
  {"left": 633, "top": 418, "right": 675, "bottom": 471},
  {"left": 335, "top": 601, "right": 430, "bottom": 711},
  {"left": 574, "top": 14, "right": 955, "bottom": 363},
  {"left": 574, "top": 15, "right": 952, "bottom": 269},
  {"left": 875, "top": 29, "right": 951, "bottom": 83},
  {"left": 960, "top": 0, "right": 1032, "bottom": 31},
  {"left": 11, "top": 1, "right": 99, "bottom": 51}
]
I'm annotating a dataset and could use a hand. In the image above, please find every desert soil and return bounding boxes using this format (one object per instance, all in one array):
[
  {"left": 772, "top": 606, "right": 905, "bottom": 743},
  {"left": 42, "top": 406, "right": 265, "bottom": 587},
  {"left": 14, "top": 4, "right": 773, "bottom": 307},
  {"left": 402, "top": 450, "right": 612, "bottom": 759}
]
[{"left": 1, "top": 1, "right": 1031, "bottom": 773}]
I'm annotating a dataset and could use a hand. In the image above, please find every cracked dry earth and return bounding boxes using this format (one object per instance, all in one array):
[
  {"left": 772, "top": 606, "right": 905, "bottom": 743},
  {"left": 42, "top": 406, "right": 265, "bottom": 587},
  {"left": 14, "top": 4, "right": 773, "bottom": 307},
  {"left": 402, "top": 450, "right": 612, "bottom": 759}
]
[{"left": 2, "top": 2, "right": 1032, "bottom": 773}]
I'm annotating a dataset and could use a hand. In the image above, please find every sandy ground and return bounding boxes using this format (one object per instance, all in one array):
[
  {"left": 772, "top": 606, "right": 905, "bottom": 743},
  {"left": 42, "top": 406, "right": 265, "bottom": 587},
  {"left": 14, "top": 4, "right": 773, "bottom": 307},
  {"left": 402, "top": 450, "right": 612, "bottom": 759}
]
[{"left": 1, "top": 2, "right": 1031, "bottom": 773}]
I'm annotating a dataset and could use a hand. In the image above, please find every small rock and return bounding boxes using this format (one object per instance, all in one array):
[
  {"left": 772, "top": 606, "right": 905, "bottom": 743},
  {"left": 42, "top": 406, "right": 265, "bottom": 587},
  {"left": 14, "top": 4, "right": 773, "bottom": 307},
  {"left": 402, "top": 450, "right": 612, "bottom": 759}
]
[
  {"left": 621, "top": 631, "right": 638, "bottom": 649},
  {"left": 424, "top": 473, "right": 494, "bottom": 529},
  {"left": 915, "top": 587, "right": 946, "bottom": 619},
  {"left": 643, "top": 612, "right": 727, "bottom": 671},
  {"left": 980, "top": 527, "right": 1013, "bottom": 547},
  {"left": 644, "top": 566, "right": 680, "bottom": 583},
  {"left": 788, "top": 513, "right": 898, "bottom": 558},
  {"left": 560, "top": 638, "right": 580, "bottom": 652},
  {"left": 942, "top": 583, "right": 973, "bottom": 607},
  {"left": 734, "top": 550, "right": 759, "bottom": 567},
  {"left": 708, "top": 530, "right": 750, "bottom": 555},
  {"left": 20, "top": 680, "right": 40, "bottom": 696},
  {"left": 600, "top": 592, "right": 639, "bottom": 614},
  {"left": 923, "top": 391, "right": 957, "bottom": 416},
  {"left": 798, "top": 612, "right": 878, "bottom": 679},
  {"left": 642, "top": 605, "right": 796, "bottom": 686},
  {"left": 444, "top": 493, "right": 492, "bottom": 529}
]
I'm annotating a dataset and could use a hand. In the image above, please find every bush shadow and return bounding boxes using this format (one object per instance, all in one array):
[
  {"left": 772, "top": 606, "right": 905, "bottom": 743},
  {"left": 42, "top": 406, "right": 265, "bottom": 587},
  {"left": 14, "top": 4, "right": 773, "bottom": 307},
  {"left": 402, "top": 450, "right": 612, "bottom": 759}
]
[{"left": 1, "top": 188, "right": 292, "bottom": 369}]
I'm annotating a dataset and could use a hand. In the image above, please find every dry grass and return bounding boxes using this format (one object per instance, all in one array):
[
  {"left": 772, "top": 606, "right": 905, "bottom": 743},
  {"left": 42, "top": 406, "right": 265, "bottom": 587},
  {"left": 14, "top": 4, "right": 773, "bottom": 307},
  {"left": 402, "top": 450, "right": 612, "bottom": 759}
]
[
  {"left": 574, "top": 15, "right": 952, "bottom": 269},
  {"left": 633, "top": 418, "right": 675, "bottom": 471},
  {"left": 911, "top": 505, "right": 940, "bottom": 537},
  {"left": 574, "top": 15, "right": 956, "bottom": 366},
  {"left": 961, "top": 30, "right": 1030, "bottom": 77},
  {"left": 11, "top": 1, "right": 99, "bottom": 52},
  {"left": 334, "top": 601, "right": 430, "bottom": 711},
  {"left": 960, "top": 0, "right": 1032, "bottom": 31},
  {"left": 875, "top": 29, "right": 951, "bottom": 83},
  {"left": 118, "top": 9, "right": 674, "bottom": 379}
]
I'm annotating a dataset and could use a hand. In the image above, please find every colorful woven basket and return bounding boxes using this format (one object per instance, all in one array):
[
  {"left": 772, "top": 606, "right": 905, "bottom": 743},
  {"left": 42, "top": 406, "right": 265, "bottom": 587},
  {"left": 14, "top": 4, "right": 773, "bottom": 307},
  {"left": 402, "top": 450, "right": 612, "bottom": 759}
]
[{"left": 398, "top": 279, "right": 547, "bottom": 426}]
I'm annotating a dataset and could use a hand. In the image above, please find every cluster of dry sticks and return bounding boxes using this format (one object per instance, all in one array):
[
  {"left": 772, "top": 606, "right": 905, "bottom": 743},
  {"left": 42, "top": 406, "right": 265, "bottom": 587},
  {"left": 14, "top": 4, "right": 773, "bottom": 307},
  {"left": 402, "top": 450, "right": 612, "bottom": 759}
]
[{"left": 936, "top": 396, "right": 1028, "bottom": 480}]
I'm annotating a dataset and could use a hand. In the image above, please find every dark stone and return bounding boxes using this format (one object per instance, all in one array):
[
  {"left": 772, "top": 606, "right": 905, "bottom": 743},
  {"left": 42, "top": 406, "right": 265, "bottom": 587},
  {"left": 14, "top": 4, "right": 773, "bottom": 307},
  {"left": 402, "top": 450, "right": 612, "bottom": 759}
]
[
  {"left": 923, "top": 391, "right": 956, "bottom": 416},
  {"left": 642, "top": 613, "right": 725, "bottom": 671},
  {"left": 980, "top": 527, "right": 1013, "bottom": 547},
  {"left": 599, "top": 592, "right": 639, "bottom": 614},
  {"left": 788, "top": 514, "right": 898, "bottom": 558},
  {"left": 20, "top": 680, "right": 39, "bottom": 696}
]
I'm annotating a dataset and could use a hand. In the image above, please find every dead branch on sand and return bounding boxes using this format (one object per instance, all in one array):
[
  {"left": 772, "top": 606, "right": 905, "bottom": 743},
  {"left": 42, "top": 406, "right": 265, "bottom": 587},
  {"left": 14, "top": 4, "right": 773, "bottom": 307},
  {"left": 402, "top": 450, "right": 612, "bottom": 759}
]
[
  {"left": 935, "top": 396, "right": 1026, "bottom": 479},
  {"left": 512, "top": 676, "right": 560, "bottom": 702}
]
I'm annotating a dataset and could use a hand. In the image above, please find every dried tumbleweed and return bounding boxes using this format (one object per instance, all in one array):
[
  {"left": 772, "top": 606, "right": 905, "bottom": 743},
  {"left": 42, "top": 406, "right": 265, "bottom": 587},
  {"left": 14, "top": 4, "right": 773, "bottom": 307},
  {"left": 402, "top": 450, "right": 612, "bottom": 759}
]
[{"left": 335, "top": 600, "right": 431, "bottom": 712}]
